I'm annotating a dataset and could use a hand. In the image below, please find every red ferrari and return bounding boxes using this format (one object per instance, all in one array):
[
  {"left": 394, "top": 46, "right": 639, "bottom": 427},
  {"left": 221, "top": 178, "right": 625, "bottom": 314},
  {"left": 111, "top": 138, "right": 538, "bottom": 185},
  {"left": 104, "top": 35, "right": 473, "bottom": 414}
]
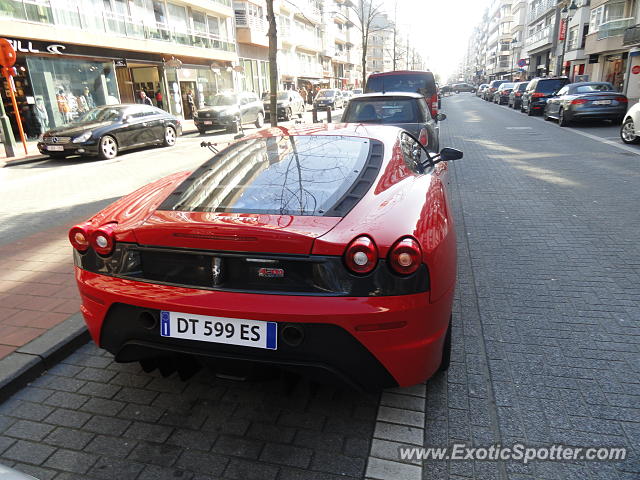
[{"left": 69, "top": 124, "right": 462, "bottom": 390}]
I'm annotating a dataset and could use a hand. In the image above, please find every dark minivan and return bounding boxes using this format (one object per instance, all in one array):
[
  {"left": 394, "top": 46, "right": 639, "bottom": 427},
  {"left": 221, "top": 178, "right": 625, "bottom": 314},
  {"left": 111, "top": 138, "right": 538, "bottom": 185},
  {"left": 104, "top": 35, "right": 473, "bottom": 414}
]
[
  {"left": 484, "top": 80, "right": 506, "bottom": 101},
  {"left": 520, "top": 77, "right": 570, "bottom": 115},
  {"left": 365, "top": 70, "right": 439, "bottom": 117}
]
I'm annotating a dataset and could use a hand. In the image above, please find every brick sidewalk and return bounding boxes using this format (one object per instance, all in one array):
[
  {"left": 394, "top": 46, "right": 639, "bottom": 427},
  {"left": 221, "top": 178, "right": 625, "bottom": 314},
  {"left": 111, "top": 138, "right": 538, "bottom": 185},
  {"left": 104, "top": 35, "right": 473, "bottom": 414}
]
[{"left": 0, "top": 225, "right": 79, "bottom": 360}]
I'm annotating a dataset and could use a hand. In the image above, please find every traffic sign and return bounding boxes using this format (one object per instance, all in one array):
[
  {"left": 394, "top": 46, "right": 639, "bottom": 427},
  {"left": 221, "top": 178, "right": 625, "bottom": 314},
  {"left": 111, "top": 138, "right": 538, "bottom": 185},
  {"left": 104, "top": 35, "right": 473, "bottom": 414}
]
[
  {"left": 632, "top": 65, "right": 640, "bottom": 75},
  {"left": 517, "top": 59, "right": 527, "bottom": 68},
  {"left": 0, "top": 38, "right": 17, "bottom": 68}
]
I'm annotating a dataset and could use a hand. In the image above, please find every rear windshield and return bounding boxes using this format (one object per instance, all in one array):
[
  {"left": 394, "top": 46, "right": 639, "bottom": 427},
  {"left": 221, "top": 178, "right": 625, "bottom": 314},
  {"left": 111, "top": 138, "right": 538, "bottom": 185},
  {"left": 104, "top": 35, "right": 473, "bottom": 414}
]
[
  {"left": 366, "top": 73, "right": 436, "bottom": 96},
  {"left": 536, "top": 79, "right": 566, "bottom": 93},
  {"left": 316, "top": 90, "right": 335, "bottom": 98},
  {"left": 343, "top": 98, "right": 423, "bottom": 124},
  {"left": 574, "top": 84, "right": 614, "bottom": 93},
  {"left": 162, "top": 136, "right": 373, "bottom": 216},
  {"left": 517, "top": 83, "right": 529, "bottom": 91}
]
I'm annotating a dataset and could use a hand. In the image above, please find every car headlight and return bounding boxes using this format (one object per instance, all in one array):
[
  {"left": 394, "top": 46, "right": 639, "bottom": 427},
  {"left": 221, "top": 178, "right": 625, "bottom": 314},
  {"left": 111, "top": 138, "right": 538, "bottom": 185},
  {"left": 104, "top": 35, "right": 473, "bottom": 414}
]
[{"left": 73, "top": 131, "right": 92, "bottom": 143}]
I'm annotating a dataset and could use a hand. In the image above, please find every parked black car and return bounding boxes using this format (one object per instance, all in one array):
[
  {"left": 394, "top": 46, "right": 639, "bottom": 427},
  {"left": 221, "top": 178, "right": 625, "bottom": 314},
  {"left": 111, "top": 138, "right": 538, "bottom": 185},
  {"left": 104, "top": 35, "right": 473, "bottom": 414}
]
[
  {"left": 194, "top": 92, "right": 264, "bottom": 134},
  {"left": 508, "top": 82, "right": 529, "bottom": 109},
  {"left": 262, "top": 90, "right": 305, "bottom": 121},
  {"left": 484, "top": 80, "right": 506, "bottom": 101},
  {"left": 493, "top": 82, "right": 515, "bottom": 104},
  {"left": 37, "top": 104, "right": 181, "bottom": 160},
  {"left": 340, "top": 92, "right": 445, "bottom": 152},
  {"left": 313, "top": 89, "right": 345, "bottom": 110},
  {"left": 543, "top": 82, "right": 628, "bottom": 126},
  {"left": 520, "top": 77, "right": 570, "bottom": 115}
]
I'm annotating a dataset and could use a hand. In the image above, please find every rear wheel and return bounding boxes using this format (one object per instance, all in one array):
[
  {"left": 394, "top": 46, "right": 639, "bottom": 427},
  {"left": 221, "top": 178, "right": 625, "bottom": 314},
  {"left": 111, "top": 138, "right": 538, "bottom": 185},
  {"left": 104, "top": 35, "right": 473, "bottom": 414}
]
[
  {"left": 255, "top": 112, "right": 264, "bottom": 128},
  {"left": 98, "top": 135, "right": 118, "bottom": 160},
  {"left": 527, "top": 104, "right": 534, "bottom": 116},
  {"left": 558, "top": 108, "right": 569, "bottom": 127},
  {"left": 438, "top": 317, "right": 452, "bottom": 372},
  {"left": 163, "top": 126, "right": 176, "bottom": 147},
  {"left": 197, "top": 127, "right": 206, "bottom": 135},
  {"left": 621, "top": 118, "right": 640, "bottom": 144}
]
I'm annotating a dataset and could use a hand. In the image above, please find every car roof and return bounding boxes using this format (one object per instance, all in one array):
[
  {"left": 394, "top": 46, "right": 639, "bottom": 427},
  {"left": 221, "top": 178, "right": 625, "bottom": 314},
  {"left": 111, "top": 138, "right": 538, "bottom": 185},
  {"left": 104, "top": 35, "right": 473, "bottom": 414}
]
[
  {"left": 348, "top": 91, "right": 424, "bottom": 100},
  {"left": 244, "top": 123, "right": 404, "bottom": 145},
  {"left": 567, "top": 81, "right": 612, "bottom": 87}
]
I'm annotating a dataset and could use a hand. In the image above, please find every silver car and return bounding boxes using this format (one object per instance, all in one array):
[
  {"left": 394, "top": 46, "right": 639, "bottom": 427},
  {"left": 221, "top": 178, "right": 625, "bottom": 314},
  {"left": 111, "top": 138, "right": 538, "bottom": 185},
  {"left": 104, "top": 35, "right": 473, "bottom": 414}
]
[{"left": 0, "top": 464, "right": 38, "bottom": 480}]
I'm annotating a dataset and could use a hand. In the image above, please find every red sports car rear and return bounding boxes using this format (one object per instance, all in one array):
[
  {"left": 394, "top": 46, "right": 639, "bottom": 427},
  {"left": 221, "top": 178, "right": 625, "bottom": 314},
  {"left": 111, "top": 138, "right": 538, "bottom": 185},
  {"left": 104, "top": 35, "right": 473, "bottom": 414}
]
[{"left": 70, "top": 124, "right": 459, "bottom": 390}]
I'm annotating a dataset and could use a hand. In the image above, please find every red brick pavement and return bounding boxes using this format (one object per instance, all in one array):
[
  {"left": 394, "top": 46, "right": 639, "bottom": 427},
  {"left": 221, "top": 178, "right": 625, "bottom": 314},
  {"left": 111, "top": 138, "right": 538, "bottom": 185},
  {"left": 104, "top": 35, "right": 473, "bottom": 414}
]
[{"left": 0, "top": 225, "right": 80, "bottom": 360}]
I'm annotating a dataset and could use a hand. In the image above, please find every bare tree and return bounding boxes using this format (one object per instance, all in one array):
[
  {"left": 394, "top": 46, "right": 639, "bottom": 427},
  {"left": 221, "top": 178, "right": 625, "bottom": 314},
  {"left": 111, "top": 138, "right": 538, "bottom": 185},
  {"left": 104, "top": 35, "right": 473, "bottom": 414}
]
[
  {"left": 345, "top": 0, "right": 387, "bottom": 89},
  {"left": 266, "top": 0, "right": 278, "bottom": 127}
]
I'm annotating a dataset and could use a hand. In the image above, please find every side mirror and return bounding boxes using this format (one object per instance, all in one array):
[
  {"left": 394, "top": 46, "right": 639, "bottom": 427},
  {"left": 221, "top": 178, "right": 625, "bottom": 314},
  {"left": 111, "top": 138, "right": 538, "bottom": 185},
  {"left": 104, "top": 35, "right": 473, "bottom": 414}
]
[
  {"left": 436, "top": 113, "right": 447, "bottom": 122},
  {"left": 438, "top": 147, "right": 463, "bottom": 162}
]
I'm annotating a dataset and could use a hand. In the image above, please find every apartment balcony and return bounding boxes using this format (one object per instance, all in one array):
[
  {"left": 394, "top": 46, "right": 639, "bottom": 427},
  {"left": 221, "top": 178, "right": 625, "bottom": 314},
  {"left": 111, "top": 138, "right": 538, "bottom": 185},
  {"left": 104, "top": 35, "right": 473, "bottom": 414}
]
[
  {"left": 525, "top": 24, "right": 553, "bottom": 51},
  {"left": 293, "top": 0, "right": 321, "bottom": 24},
  {"left": 623, "top": 24, "right": 640, "bottom": 45},
  {"left": 235, "top": 7, "right": 268, "bottom": 46},
  {"left": 597, "top": 17, "right": 634, "bottom": 40},
  {"left": 0, "top": 0, "right": 236, "bottom": 53},
  {"left": 526, "top": 0, "right": 555, "bottom": 24}
]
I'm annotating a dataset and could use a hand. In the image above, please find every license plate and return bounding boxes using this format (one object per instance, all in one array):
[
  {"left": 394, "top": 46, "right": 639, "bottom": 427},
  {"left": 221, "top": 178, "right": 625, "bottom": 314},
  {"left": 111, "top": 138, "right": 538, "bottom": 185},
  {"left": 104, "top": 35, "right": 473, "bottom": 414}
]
[
  {"left": 593, "top": 100, "right": 612, "bottom": 105},
  {"left": 204, "top": 120, "right": 213, "bottom": 125},
  {"left": 160, "top": 311, "right": 277, "bottom": 350},
  {"left": 46, "top": 145, "right": 64, "bottom": 151}
]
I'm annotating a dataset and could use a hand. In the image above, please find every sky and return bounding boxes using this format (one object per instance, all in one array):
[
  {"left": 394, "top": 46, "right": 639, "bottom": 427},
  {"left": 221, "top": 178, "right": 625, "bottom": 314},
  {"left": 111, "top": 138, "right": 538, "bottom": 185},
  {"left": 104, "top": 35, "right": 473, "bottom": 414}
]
[{"left": 391, "top": 0, "right": 492, "bottom": 81}]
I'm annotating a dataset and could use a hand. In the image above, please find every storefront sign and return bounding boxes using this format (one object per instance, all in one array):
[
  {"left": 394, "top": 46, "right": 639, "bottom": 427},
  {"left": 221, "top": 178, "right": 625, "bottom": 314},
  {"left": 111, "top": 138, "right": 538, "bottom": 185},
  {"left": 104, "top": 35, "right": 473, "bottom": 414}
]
[
  {"left": 4, "top": 39, "right": 66, "bottom": 55},
  {"left": 114, "top": 59, "right": 127, "bottom": 67},
  {"left": 559, "top": 19, "right": 567, "bottom": 41},
  {"left": 632, "top": 65, "right": 640, "bottom": 75}
]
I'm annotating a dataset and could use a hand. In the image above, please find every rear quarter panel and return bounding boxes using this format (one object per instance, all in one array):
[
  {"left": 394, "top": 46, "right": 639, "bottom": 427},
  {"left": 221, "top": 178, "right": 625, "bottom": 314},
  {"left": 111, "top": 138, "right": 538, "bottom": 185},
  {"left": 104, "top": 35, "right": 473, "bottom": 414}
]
[{"left": 313, "top": 135, "right": 457, "bottom": 303}]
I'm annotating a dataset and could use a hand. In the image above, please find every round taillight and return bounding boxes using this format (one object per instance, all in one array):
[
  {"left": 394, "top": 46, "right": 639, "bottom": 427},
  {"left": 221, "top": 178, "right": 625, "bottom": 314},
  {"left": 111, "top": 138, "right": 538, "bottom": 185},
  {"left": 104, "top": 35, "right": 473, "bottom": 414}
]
[
  {"left": 388, "top": 237, "right": 422, "bottom": 275},
  {"left": 344, "top": 236, "right": 378, "bottom": 274},
  {"left": 68, "top": 224, "right": 90, "bottom": 252},
  {"left": 419, "top": 128, "right": 428, "bottom": 147},
  {"left": 91, "top": 224, "right": 116, "bottom": 256}
]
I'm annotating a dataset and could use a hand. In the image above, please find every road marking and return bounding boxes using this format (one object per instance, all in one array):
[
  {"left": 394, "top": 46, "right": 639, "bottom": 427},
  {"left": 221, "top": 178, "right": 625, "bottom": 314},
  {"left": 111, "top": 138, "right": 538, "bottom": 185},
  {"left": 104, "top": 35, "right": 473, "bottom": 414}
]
[
  {"left": 506, "top": 127, "right": 532, "bottom": 130},
  {"left": 494, "top": 102, "right": 640, "bottom": 156}
]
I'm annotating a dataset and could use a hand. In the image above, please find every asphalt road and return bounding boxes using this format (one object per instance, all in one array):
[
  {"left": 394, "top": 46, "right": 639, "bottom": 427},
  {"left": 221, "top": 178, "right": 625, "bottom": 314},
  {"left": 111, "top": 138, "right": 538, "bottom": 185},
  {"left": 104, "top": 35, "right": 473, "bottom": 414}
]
[{"left": 0, "top": 95, "right": 638, "bottom": 480}]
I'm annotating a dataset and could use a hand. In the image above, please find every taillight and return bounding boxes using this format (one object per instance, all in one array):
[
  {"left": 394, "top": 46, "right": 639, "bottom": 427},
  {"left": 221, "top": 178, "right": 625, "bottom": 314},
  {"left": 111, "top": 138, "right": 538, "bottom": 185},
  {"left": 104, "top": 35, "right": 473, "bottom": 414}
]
[
  {"left": 69, "top": 224, "right": 91, "bottom": 252},
  {"left": 419, "top": 128, "right": 428, "bottom": 147},
  {"left": 91, "top": 223, "right": 116, "bottom": 256},
  {"left": 532, "top": 92, "right": 545, "bottom": 98},
  {"left": 344, "top": 236, "right": 378, "bottom": 274},
  {"left": 429, "top": 94, "right": 438, "bottom": 114},
  {"left": 616, "top": 96, "right": 628, "bottom": 103},
  {"left": 572, "top": 99, "right": 588, "bottom": 105},
  {"left": 388, "top": 237, "right": 421, "bottom": 275}
]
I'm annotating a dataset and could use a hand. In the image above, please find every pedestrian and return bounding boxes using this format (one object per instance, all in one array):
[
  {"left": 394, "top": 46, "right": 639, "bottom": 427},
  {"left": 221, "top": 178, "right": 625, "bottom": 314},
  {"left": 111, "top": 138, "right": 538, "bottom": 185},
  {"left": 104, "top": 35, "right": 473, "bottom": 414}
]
[
  {"left": 300, "top": 87, "right": 307, "bottom": 104},
  {"left": 186, "top": 89, "right": 196, "bottom": 118},
  {"left": 155, "top": 90, "right": 164, "bottom": 110},
  {"left": 139, "top": 91, "right": 153, "bottom": 106}
]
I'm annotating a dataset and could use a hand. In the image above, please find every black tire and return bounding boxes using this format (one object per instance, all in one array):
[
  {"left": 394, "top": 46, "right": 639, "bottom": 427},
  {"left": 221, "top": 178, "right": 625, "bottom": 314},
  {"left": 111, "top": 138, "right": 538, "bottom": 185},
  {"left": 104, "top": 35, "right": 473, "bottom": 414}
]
[
  {"left": 612, "top": 117, "right": 624, "bottom": 126},
  {"left": 226, "top": 119, "right": 240, "bottom": 134},
  {"left": 438, "top": 317, "right": 452, "bottom": 372},
  {"left": 558, "top": 108, "right": 569, "bottom": 127},
  {"left": 255, "top": 112, "right": 264, "bottom": 128},
  {"left": 98, "top": 135, "right": 118, "bottom": 160},
  {"left": 197, "top": 128, "right": 206, "bottom": 135},
  {"left": 162, "top": 125, "right": 177, "bottom": 147},
  {"left": 527, "top": 104, "right": 534, "bottom": 116},
  {"left": 621, "top": 118, "right": 640, "bottom": 144}
]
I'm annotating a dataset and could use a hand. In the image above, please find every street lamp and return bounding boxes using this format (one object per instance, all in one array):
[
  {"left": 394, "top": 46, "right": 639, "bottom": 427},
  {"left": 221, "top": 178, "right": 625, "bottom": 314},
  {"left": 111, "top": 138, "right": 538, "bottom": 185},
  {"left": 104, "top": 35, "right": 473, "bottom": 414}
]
[
  {"left": 558, "top": 0, "right": 578, "bottom": 77},
  {"left": 510, "top": 37, "right": 518, "bottom": 81}
]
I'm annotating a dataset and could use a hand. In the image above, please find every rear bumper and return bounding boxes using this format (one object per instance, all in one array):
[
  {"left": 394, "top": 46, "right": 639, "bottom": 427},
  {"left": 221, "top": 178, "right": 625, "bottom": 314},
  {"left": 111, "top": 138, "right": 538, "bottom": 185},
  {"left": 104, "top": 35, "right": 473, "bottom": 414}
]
[
  {"left": 75, "top": 267, "right": 453, "bottom": 389},
  {"left": 569, "top": 107, "right": 626, "bottom": 120}
]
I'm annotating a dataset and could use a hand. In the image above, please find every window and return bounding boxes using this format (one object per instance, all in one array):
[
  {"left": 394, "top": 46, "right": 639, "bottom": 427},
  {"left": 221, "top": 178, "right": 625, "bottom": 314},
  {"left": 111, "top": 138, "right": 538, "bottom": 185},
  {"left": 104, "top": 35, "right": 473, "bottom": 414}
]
[{"left": 165, "top": 136, "right": 374, "bottom": 216}]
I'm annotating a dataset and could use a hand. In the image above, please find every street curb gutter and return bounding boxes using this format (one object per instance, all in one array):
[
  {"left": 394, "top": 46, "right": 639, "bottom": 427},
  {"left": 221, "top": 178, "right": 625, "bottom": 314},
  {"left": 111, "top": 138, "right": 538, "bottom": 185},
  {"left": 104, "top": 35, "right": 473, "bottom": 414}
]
[{"left": 0, "top": 313, "right": 89, "bottom": 403}]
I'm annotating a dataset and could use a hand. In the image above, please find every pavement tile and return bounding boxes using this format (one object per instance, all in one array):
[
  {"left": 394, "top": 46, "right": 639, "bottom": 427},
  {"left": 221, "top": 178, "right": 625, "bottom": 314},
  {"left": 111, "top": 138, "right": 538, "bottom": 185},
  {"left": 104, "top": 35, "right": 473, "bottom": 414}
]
[
  {"left": 43, "top": 427, "right": 94, "bottom": 450},
  {"left": 1, "top": 439, "right": 55, "bottom": 465},
  {"left": 84, "top": 434, "right": 137, "bottom": 457}
]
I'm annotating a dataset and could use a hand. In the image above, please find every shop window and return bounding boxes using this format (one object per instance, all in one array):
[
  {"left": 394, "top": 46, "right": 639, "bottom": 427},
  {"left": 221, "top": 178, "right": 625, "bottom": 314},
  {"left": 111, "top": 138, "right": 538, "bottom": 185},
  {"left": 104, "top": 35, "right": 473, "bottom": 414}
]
[{"left": 25, "top": 57, "right": 120, "bottom": 129}]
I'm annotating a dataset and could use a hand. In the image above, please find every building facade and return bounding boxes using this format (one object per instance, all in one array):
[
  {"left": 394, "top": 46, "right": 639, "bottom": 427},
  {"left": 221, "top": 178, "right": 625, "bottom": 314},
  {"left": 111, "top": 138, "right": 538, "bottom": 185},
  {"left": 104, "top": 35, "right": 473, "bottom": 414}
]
[{"left": 1, "top": 0, "right": 237, "bottom": 139}]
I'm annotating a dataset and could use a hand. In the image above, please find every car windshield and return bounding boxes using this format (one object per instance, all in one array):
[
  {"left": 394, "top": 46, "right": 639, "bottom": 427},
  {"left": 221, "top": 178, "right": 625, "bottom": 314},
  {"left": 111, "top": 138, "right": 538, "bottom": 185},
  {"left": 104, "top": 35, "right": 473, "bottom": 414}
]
[
  {"left": 162, "top": 135, "right": 373, "bottom": 216},
  {"left": 344, "top": 98, "right": 422, "bottom": 124},
  {"left": 366, "top": 73, "right": 435, "bottom": 96},
  {"left": 574, "top": 84, "right": 614, "bottom": 93},
  {"left": 537, "top": 80, "right": 566, "bottom": 93},
  {"left": 518, "top": 83, "right": 529, "bottom": 91},
  {"left": 74, "top": 107, "right": 123, "bottom": 123},
  {"left": 317, "top": 90, "right": 335, "bottom": 98},
  {"left": 209, "top": 94, "right": 237, "bottom": 106}
]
